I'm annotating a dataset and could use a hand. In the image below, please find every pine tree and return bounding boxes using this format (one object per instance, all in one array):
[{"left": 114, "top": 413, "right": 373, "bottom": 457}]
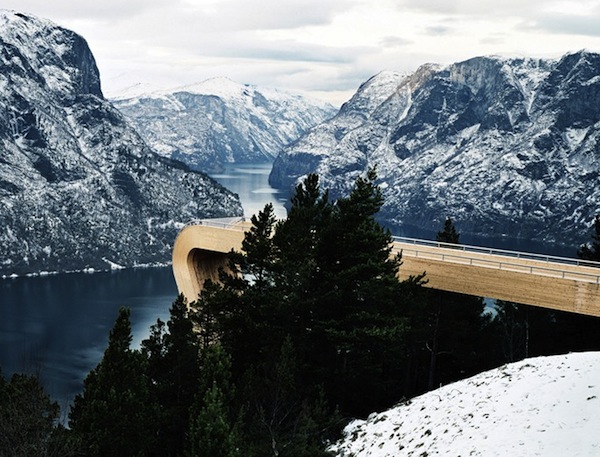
[
  {"left": 273, "top": 173, "right": 331, "bottom": 277},
  {"left": 69, "top": 307, "right": 156, "bottom": 457},
  {"left": 238, "top": 203, "right": 278, "bottom": 289},
  {"left": 436, "top": 217, "right": 460, "bottom": 244},
  {"left": 270, "top": 174, "right": 332, "bottom": 371},
  {"left": 188, "top": 384, "right": 239, "bottom": 457},
  {"left": 187, "top": 343, "right": 239, "bottom": 457},
  {"left": 311, "top": 168, "right": 414, "bottom": 414},
  {"left": 0, "top": 371, "right": 63, "bottom": 457},
  {"left": 191, "top": 279, "right": 226, "bottom": 352},
  {"left": 203, "top": 169, "right": 423, "bottom": 435},
  {"left": 141, "top": 295, "right": 201, "bottom": 457},
  {"left": 578, "top": 214, "right": 600, "bottom": 261},
  {"left": 215, "top": 203, "right": 288, "bottom": 379},
  {"left": 240, "top": 337, "right": 336, "bottom": 457}
]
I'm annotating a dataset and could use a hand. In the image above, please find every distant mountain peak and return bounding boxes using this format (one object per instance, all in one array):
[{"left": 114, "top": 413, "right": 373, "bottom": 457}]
[
  {"left": 175, "top": 76, "right": 251, "bottom": 99},
  {"left": 270, "top": 52, "right": 600, "bottom": 254},
  {"left": 113, "top": 79, "right": 337, "bottom": 172},
  {"left": 0, "top": 9, "right": 103, "bottom": 99}
]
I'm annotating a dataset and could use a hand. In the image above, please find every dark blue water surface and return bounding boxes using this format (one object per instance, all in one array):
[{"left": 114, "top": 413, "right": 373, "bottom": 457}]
[
  {"left": 0, "top": 162, "right": 286, "bottom": 410},
  {"left": 0, "top": 267, "right": 176, "bottom": 408}
]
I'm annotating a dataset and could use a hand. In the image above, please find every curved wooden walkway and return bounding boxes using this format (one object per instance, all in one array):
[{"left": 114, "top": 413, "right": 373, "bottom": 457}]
[{"left": 172, "top": 218, "right": 600, "bottom": 317}]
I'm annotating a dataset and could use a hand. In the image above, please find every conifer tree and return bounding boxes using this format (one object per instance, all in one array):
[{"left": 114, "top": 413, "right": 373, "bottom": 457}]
[
  {"left": 141, "top": 295, "right": 201, "bottom": 457},
  {"left": 204, "top": 169, "right": 424, "bottom": 432},
  {"left": 240, "top": 337, "right": 335, "bottom": 457},
  {"left": 69, "top": 307, "right": 156, "bottom": 457},
  {"left": 271, "top": 174, "right": 332, "bottom": 365},
  {"left": 578, "top": 214, "right": 600, "bottom": 261},
  {"left": 215, "top": 203, "right": 288, "bottom": 376},
  {"left": 237, "top": 203, "right": 278, "bottom": 289},
  {"left": 312, "top": 168, "right": 414, "bottom": 414},
  {"left": 188, "top": 384, "right": 239, "bottom": 457},
  {"left": 437, "top": 217, "right": 460, "bottom": 244},
  {"left": 273, "top": 173, "right": 331, "bottom": 278},
  {"left": 187, "top": 343, "right": 239, "bottom": 457},
  {"left": 0, "top": 371, "right": 65, "bottom": 457}
]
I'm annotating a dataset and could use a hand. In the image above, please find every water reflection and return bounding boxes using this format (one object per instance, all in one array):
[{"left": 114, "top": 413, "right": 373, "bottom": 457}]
[
  {"left": 0, "top": 268, "right": 176, "bottom": 408},
  {"left": 210, "top": 162, "right": 287, "bottom": 219}
]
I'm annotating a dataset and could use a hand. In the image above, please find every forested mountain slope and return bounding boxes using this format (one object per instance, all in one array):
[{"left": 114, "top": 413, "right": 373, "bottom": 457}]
[{"left": 0, "top": 10, "right": 242, "bottom": 276}]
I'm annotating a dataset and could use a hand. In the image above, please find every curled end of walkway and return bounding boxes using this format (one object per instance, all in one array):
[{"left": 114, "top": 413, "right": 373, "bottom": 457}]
[{"left": 172, "top": 218, "right": 249, "bottom": 302}]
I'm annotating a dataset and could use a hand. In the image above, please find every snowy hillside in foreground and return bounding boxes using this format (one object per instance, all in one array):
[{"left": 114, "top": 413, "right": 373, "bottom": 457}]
[
  {"left": 113, "top": 77, "right": 336, "bottom": 172},
  {"left": 330, "top": 352, "right": 600, "bottom": 456}
]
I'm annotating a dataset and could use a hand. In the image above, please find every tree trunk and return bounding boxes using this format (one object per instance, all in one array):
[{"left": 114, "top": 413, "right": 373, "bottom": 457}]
[{"left": 428, "top": 301, "right": 442, "bottom": 390}]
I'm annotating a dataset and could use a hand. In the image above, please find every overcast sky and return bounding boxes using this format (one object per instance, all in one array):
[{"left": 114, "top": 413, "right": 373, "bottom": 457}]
[{"left": 3, "top": 0, "right": 600, "bottom": 105}]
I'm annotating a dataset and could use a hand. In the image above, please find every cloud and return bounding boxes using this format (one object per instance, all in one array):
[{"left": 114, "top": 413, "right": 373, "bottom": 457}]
[
  {"left": 395, "top": 0, "right": 547, "bottom": 18},
  {"left": 531, "top": 12, "right": 600, "bottom": 37},
  {"left": 215, "top": 40, "right": 365, "bottom": 63},
  {"left": 424, "top": 25, "right": 453, "bottom": 36},
  {"left": 380, "top": 36, "right": 412, "bottom": 48},
  {"left": 1, "top": 0, "right": 173, "bottom": 23},
  {"left": 195, "top": 0, "right": 356, "bottom": 30},
  {"left": 4, "top": 0, "right": 600, "bottom": 107}
]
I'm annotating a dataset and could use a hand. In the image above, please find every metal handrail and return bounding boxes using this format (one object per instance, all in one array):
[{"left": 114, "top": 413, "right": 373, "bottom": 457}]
[
  {"left": 184, "top": 217, "right": 248, "bottom": 230},
  {"left": 392, "top": 244, "right": 600, "bottom": 284},
  {"left": 183, "top": 219, "right": 600, "bottom": 284},
  {"left": 392, "top": 235, "right": 600, "bottom": 268}
]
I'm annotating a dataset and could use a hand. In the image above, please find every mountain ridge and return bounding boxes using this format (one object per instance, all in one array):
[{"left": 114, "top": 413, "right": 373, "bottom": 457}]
[
  {"left": 113, "top": 78, "right": 337, "bottom": 173},
  {"left": 270, "top": 51, "right": 600, "bottom": 254},
  {"left": 0, "top": 10, "right": 242, "bottom": 276}
]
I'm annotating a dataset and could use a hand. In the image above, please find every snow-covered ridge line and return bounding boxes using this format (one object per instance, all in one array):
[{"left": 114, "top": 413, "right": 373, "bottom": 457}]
[
  {"left": 113, "top": 78, "right": 337, "bottom": 172},
  {"left": 270, "top": 51, "right": 600, "bottom": 254}
]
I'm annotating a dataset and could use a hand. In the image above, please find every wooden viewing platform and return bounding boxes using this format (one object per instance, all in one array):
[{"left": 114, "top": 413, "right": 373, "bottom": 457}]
[{"left": 172, "top": 218, "right": 600, "bottom": 318}]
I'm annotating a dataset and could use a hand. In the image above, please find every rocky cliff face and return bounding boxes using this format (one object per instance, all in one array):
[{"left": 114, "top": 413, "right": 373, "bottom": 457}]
[
  {"left": 113, "top": 78, "right": 337, "bottom": 173},
  {"left": 0, "top": 10, "right": 242, "bottom": 276},
  {"left": 270, "top": 52, "right": 600, "bottom": 254}
]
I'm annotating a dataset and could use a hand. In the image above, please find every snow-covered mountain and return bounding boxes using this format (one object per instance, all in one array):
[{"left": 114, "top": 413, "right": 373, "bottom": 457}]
[
  {"left": 270, "top": 52, "right": 600, "bottom": 254},
  {"left": 112, "top": 78, "right": 337, "bottom": 172},
  {"left": 0, "top": 10, "right": 242, "bottom": 276},
  {"left": 330, "top": 352, "right": 600, "bottom": 456}
]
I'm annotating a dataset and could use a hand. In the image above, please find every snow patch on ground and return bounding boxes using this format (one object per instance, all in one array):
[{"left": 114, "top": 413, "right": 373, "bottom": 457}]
[{"left": 330, "top": 352, "right": 600, "bottom": 456}]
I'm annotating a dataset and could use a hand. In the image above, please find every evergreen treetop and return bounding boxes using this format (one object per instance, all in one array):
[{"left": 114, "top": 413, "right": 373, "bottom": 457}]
[
  {"left": 436, "top": 217, "right": 460, "bottom": 244},
  {"left": 578, "top": 214, "right": 600, "bottom": 261}
]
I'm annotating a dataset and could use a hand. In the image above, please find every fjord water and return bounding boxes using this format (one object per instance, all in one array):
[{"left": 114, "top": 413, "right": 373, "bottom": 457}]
[
  {"left": 0, "top": 268, "right": 176, "bottom": 407},
  {"left": 0, "top": 162, "right": 286, "bottom": 407},
  {"left": 210, "top": 162, "right": 288, "bottom": 219}
]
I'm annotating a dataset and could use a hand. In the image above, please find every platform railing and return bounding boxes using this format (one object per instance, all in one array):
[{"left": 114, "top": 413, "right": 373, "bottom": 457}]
[
  {"left": 183, "top": 217, "right": 248, "bottom": 230},
  {"left": 392, "top": 239, "right": 600, "bottom": 284},
  {"left": 182, "top": 219, "right": 600, "bottom": 284},
  {"left": 392, "top": 235, "right": 600, "bottom": 267}
]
